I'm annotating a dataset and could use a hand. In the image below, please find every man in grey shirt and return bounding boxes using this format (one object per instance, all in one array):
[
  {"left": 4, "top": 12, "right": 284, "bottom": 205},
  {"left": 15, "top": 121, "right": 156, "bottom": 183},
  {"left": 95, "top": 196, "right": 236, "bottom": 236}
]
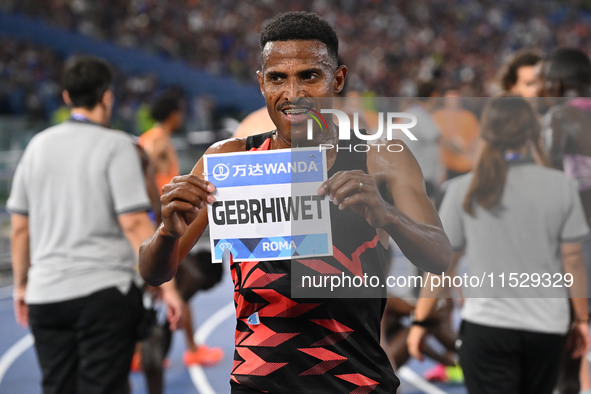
[{"left": 8, "top": 56, "right": 182, "bottom": 394}]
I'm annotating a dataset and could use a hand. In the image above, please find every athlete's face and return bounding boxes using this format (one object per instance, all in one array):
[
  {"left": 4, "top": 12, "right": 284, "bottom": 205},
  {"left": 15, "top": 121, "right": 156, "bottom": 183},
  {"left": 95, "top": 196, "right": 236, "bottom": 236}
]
[{"left": 257, "top": 40, "right": 346, "bottom": 146}]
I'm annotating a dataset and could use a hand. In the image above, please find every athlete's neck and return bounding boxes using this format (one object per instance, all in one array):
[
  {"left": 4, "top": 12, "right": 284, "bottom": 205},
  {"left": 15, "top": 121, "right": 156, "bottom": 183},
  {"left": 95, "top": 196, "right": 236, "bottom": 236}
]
[
  {"left": 272, "top": 126, "right": 339, "bottom": 169},
  {"left": 271, "top": 130, "right": 292, "bottom": 149}
]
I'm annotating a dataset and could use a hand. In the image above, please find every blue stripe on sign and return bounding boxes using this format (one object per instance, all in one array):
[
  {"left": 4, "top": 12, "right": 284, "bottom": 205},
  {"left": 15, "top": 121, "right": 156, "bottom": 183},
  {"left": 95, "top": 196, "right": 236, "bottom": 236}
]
[
  {"left": 214, "top": 234, "right": 330, "bottom": 261},
  {"left": 206, "top": 150, "right": 324, "bottom": 188}
]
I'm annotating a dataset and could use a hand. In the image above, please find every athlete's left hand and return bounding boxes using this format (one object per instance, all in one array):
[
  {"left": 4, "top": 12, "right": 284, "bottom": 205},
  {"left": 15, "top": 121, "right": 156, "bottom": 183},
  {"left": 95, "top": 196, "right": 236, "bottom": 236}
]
[{"left": 318, "top": 170, "right": 392, "bottom": 228}]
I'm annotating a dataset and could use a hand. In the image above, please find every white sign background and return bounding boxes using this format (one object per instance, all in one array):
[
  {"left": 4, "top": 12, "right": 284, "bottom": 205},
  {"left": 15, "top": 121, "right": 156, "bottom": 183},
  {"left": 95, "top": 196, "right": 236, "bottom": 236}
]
[{"left": 204, "top": 148, "right": 333, "bottom": 263}]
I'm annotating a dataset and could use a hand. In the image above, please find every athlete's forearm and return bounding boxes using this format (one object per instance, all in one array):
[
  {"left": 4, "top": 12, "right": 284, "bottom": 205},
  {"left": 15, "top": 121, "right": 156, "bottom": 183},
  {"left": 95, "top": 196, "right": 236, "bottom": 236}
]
[
  {"left": 138, "top": 224, "right": 181, "bottom": 286},
  {"left": 382, "top": 207, "right": 451, "bottom": 274},
  {"left": 414, "top": 281, "right": 441, "bottom": 321},
  {"left": 414, "top": 251, "right": 462, "bottom": 318}
]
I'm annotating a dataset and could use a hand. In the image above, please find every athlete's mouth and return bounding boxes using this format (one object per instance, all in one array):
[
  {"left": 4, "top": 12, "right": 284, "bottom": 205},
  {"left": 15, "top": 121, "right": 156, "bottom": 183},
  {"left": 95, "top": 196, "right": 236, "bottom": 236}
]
[
  {"left": 280, "top": 106, "right": 312, "bottom": 123},
  {"left": 282, "top": 107, "right": 310, "bottom": 115}
]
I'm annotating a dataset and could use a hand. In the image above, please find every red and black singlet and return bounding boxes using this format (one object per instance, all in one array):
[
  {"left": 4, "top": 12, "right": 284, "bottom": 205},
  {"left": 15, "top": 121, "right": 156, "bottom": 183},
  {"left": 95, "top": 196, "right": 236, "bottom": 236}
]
[{"left": 230, "top": 131, "right": 399, "bottom": 393}]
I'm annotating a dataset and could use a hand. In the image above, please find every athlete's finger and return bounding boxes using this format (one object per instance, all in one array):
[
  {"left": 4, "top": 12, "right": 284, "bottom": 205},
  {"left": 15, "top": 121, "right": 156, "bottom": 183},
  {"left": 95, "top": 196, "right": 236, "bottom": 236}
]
[
  {"left": 318, "top": 170, "right": 364, "bottom": 196},
  {"left": 337, "top": 190, "right": 380, "bottom": 211},
  {"left": 330, "top": 177, "right": 375, "bottom": 205},
  {"left": 161, "top": 187, "right": 213, "bottom": 208},
  {"left": 165, "top": 174, "right": 215, "bottom": 194}
]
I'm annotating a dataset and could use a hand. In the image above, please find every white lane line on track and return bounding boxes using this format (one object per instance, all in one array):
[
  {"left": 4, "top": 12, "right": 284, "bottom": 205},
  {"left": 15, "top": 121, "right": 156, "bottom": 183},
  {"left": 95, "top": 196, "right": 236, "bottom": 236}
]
[
  {"left": 0, "top": 303, "right": 448, "bottom": 394},
  {"left": 398, "top": 366, "right": 448, "bottom": 394},
  {"left": 188, "top": 302, "right": 235, "bottom": 394},
  {"left": 0, "top": 334, "right": 34, "bottom": 387}
]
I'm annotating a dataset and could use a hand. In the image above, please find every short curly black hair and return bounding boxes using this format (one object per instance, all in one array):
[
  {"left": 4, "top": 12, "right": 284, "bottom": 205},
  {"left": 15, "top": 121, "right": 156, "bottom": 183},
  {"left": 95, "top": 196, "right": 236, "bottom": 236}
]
[{"left": 259, "top": 11, "right": 339, "bottom": 67}]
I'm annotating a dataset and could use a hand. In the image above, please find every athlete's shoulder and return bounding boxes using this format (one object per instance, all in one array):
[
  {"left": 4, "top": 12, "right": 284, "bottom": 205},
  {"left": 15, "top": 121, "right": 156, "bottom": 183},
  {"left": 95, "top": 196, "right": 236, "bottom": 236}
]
[
  {"left": 367, "top": 138, "right": 418, "bottom": 169},
  {"left": 365, "top": 138, "right": 426, "bottom": 192},
  {"left": 207, "top": 131, "right": 275, "bottom": 154},
  {"left": 205, "top": 137, "right": 248, "bottom": 155}
]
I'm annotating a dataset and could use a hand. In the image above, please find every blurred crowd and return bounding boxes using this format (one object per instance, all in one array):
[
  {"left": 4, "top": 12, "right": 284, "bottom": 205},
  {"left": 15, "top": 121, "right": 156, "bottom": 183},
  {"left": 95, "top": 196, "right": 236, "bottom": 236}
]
[
  {"left": 0, "top": 37, "right": 160, "bottom": 130},
  {"left": 2, "top": 0, "right": 591, "bottom": 99},
  {"left": 0, "top": 38, "right": 62, "bottom": 121}
]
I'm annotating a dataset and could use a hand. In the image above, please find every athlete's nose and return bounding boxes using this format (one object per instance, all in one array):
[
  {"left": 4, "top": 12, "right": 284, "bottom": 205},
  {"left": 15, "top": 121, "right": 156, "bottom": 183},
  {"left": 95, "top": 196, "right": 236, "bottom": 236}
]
[{"left": 282, "top": 78, "right": 305, "bottom": 101}]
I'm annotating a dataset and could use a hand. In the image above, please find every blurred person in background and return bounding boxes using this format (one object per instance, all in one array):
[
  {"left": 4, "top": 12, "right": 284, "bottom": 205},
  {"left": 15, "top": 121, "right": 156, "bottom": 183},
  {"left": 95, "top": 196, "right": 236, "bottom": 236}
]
[
  {"left": 498, "top": 49, "right": 543, "bottom": 98},
  {"left": 433, "top": 88, "right": 480, "bottom": 182},
  {"left": 136, "top": 92, "right": 224, "bottom": 392},
  {"left": 403, "top": 81, "right": 442, "bottom": 200},
  {"left": 408, "top": 96, "right": 590, "bottom": 394},
  {"left": 541, "top": 47, "right": 591, "bottom": 394},
  {"left": 139, "top": 91, "right": 184, "bottom": 194},
  {"left": 7, "top": 55, "right": 183, "bottom": 394},
  {"left": 398, "top": 81, "right": 463, "bottom": 383}
]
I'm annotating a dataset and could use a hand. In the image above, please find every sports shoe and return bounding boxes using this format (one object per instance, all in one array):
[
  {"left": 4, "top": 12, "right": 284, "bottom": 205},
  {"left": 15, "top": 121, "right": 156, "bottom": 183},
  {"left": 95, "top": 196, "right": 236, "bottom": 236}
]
[
  {"left": 423, "top": 363, "right": 464, "bottom": 383},
  {"left": 130, "top": 353, "right": 142, "bottom": 373},
  {"left": 423, "top": 363, "right": 448, "bottom": 382},
  {"left": 183, "top": 345, "right": 224, "bottom": 367},
  {"left": 445, "top": 364, "right": 464, "bottom": 383}
]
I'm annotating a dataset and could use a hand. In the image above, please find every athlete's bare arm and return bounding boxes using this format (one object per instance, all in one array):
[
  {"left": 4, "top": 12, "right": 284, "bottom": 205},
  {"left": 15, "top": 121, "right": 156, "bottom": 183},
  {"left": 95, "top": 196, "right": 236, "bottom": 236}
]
[
  {"left": 319, "top": 140, "right": 451, "bottom": 273},
  {"left": 139, "top": 138, "right": 246, "bottom": 285}
]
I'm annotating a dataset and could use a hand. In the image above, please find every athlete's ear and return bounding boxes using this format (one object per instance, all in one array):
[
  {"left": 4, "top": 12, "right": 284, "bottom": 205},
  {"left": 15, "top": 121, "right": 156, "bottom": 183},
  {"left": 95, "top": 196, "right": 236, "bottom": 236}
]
[
  {"left": 334, "top": 65, "right": 347, "bottom": 95},
  {"left": 257, "top": 70, "right": 265, "bottom": 97},
  {"left": 62, "top": 90, "right": 72, "bottom": 106},
  {"left": 102, "top": 89, "right": 113, "bottom": 107}
]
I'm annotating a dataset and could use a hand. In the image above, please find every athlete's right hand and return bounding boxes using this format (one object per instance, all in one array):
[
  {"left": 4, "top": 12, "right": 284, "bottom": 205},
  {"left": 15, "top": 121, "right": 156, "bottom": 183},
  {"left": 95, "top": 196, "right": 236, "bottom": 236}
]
[
  {"left": 407, "top": 325, "right": 427, "bottom": 361},
  {"left": 160, "top": 174, "right": 215, "bottom": 239}
]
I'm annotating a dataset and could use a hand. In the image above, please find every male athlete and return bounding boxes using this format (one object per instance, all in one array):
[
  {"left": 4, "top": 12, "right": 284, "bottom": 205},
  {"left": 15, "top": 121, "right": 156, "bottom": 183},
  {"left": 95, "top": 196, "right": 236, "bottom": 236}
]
[{"left": 139, "top": 12, "right": 451, "bottom": 393}]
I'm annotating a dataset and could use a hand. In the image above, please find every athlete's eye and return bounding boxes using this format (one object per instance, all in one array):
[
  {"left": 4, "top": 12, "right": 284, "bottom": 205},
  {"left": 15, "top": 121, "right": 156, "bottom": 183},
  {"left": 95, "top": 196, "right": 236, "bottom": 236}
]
[
  {"left": 301, "top": 71, "right": 318, "bottom": 81},
  {"left": 268, "top": 74, "right": 284, "bottom": 83}
]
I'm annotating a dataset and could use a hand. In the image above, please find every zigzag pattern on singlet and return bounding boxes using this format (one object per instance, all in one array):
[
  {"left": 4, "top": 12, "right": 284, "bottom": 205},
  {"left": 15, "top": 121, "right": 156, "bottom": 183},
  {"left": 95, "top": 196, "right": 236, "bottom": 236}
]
[{"left": 228, "top": 132, "right": 398, "bottom": 393}]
